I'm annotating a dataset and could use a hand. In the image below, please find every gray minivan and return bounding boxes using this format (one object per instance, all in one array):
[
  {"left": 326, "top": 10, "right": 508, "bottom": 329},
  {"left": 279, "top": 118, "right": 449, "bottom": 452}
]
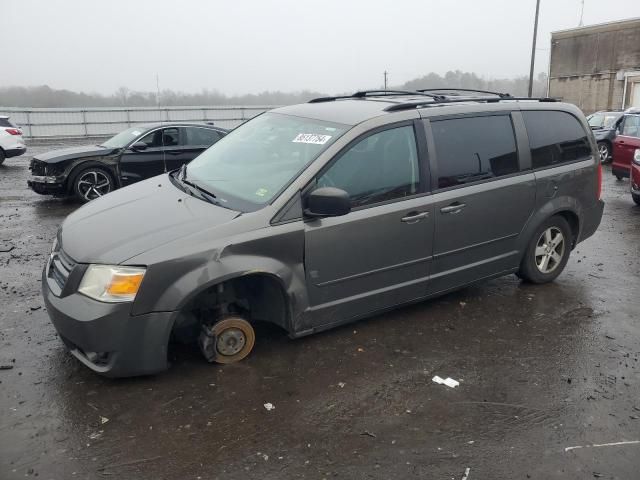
[{"left": 43, "top": 90, "right": 604, "bottom": 377}]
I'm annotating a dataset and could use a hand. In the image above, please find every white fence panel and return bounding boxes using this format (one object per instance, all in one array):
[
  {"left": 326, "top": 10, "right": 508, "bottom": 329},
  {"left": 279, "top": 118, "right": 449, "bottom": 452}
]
[{"left": 0, "top": 106, "right": 278, "bottom": 138}]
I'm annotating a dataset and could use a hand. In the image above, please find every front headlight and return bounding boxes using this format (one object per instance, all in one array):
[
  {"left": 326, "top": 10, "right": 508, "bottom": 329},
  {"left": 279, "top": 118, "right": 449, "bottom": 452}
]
[
  {"left": 78, "top": 265, "right": 146, "bottom": 303},
  {"left": 634, "top": 149, "right": 640, "bottom": 166}
]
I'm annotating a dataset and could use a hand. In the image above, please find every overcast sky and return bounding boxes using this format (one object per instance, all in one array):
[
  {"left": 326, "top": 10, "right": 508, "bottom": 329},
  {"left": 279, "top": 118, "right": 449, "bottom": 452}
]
[{"left": 3, "top": 0, "right": 640, "bottom": 95}]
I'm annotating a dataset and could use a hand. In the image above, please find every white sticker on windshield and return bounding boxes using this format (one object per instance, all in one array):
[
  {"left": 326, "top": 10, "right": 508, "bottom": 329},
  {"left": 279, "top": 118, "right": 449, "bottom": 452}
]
[
  {"left": 130, "top": 130, "right": 141, "bottom": 136},
  {"left": 292, "top": 133, "right": 332, "bottom": 145}
]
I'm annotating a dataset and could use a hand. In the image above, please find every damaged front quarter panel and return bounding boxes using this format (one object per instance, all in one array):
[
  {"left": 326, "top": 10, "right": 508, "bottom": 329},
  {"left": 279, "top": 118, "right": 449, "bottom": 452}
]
[{"left": 128, "top": 219, "right": 310, "bottom": 335}]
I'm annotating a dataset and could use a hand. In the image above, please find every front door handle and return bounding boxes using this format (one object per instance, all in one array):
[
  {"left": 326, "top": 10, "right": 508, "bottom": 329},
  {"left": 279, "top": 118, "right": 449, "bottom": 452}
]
[
  {"left": 440, "top": 202, "right": 466, "bottom": 214},
  {"left": 401, "top": 211, "right": 429, "bottom": 223}
]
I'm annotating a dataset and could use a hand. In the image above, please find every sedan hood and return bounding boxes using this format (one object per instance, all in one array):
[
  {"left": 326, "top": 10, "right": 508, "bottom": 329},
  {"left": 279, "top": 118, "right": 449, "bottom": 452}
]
[
  {"left": 61, "top": 175, "right": 240, "bottom": 264},
  {"left": 35, "top": 145, "right": 117, "bottom": 163}
]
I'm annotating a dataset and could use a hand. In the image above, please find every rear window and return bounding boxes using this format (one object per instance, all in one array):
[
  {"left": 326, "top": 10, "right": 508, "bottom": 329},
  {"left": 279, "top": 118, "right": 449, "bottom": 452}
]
[
  {"left": 522, "top": 111, "right": 592, "bottom": 169},
  {"left": 0, "top": 117, "right": 16, "bottom": 128},
  {"left": 184, "top": 127, "right": 223, "bottom": 146},
  {"left": 431, "top": 115, "right": 519, "bottom": 189}
]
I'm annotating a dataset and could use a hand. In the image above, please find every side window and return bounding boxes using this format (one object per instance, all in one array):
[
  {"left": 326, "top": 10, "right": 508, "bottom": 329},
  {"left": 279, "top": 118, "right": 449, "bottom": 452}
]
[
  {"left": 431, "top": 115, "right": 519, "bottom": 189},
  {"left": 185, "top": 127, "right": 222, "bottom": 147},
  {"left": 138, "top": 128, "right": 181, "bottom": 148},
  {"left": 621, "top": 115, "right": 640, "bottom": 138},
  {"left": 522, "top": 111, "right": 591, "bottom": 169},
  {"left": 317, "top": 125, "right": 420, "bottom": 208}
]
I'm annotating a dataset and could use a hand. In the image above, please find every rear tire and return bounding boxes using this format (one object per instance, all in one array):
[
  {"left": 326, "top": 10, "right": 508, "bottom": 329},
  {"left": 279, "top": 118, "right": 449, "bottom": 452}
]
[
  {"left": 616, "top": 174, "right": 623, "bottom": 181},
  {"left": 633, "top": 194, "right": 640, "bottom": 206},
  {"left": 72, "top": 166, "right": 114, "bottom": 203},
  {"left": 0, "top": 149, "right": 5, "bottom": 165},
  {"left": 518, "top": 216, "right": 573, "bottom": 284},
  {"left": 597, "top": 142, "right": 610, "bottom": 163}
]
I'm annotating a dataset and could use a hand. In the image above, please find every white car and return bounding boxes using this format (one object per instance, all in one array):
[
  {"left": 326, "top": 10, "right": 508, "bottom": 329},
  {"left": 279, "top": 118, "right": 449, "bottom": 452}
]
[{"left": 0, "top": 116, "right": 26, "bottom": 164}]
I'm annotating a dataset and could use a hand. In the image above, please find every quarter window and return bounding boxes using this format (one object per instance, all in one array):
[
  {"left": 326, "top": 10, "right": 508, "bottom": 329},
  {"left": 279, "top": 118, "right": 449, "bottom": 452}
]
[
  {"left": 316, "top": 125, "right": 420, "bottom": 208},
  {"left": 431, "top": 115, "right": 519, "bottom": 189},
  {"left": 522, "top": 111, "right": 591, "bottom": 168}
]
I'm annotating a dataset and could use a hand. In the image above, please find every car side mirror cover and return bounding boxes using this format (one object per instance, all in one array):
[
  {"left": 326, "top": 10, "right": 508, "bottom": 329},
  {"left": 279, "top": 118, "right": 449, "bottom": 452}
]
[
  {"left": 304, "top": 187, "right": 351, "bottom": 218},
  {"left": 130, "top": 141, "right": 148, "bottom": 151}
]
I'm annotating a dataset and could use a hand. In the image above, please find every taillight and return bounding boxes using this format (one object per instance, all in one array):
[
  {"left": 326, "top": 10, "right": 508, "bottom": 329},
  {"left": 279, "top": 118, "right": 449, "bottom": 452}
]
[
  {"left": 5, "top": 128, "right": 22, "bottom": 136},
  {"left": 597, "top": 159, "right": 602, "bottom": 200}
]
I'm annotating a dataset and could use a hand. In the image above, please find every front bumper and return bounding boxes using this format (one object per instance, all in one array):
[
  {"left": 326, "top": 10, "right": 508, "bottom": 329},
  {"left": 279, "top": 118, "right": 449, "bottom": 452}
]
[
  {"left": 578, "top": 200, "right": 605, "bottom": 243},
  {"left": 28, "top": 176, "right": 66, "bottom": 195},
  {"left": 42, "top": 267, "right": 175, "bottom": 377}
]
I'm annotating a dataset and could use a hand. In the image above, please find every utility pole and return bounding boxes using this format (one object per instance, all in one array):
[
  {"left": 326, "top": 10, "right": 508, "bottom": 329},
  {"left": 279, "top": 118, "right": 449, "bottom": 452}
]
[
  {"left": 156, "top": 74, "right": 160, "bottom": 107},
  {"left": 384, "top": 70, "right": 388, "bottom": 91},
  {"left": 579, "top": 0, "right": 585, "bottom": 26},
  {"left": 528, "top": 0, "right": 541, "bottom": 98}
]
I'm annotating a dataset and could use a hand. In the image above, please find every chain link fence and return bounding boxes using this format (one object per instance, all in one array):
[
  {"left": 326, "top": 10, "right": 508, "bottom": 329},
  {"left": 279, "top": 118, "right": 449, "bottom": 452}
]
[{"left": 0, "top": 106, "right": 279, "bottom": 139}]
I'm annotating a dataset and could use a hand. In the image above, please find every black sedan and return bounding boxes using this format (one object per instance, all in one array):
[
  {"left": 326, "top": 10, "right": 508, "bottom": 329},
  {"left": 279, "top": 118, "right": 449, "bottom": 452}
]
[{"left": 28, "top": 123, "right": 228, "bottom": 202}]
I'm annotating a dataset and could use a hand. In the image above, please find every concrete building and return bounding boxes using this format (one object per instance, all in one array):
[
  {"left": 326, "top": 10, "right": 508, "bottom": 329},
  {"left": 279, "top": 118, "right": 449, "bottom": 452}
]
[{"left": 548, "top": 17, "right": 640, "bottom": 114}]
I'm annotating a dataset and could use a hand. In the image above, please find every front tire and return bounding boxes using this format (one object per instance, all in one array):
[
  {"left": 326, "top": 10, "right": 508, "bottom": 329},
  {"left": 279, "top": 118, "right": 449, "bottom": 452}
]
[
  {"left": 518, "top": 216, "right": 573, "bottom": 284},
  {"left": 72, "top": 166, "right": 114, "bottom": 203},
  {"left": 633, "top": 193, "right": 640, "bottom": 206},
  {"left": 0, "top": 149, "right": 5, "bottom": 165},
  {"left": 597, "top": 142, "right": 610, "bottom": 163}
]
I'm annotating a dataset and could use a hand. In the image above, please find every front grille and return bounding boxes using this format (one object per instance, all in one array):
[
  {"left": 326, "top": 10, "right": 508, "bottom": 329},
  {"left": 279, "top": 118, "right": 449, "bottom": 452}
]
[
  {"left": 30, "top": 159, "right": 46, "bottom": 176},
  {"left": 49, "top": 249, "right": 76, "bottom": 290}
]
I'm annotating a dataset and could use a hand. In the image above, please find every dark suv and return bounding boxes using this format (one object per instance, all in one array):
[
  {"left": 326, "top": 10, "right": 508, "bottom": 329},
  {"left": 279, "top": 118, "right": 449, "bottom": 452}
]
[
  {"left": 42, "top": 90, "right": 604, "bottom": 377},
  {"left": 587, "top": 110, "right": 624, "bottom": 163},
  {"left": 28, "top": 123, "right": 227, "bottom": 202}
]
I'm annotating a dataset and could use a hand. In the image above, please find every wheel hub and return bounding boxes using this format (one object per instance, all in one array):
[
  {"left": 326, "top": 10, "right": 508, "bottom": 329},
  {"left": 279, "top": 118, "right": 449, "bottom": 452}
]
[
  {"left": 216, "top": 328, "right": 246, "bottom": 356},
  {"left": 535, "top": 227, "right": 565, "bottom": 274},
  {"left": 77, "top": 171, "right": 111, "bottom": 200}
]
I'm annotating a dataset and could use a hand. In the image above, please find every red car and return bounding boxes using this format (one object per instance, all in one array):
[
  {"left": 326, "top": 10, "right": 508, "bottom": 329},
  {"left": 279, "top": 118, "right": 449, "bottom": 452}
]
[{"left": 612, "top": 113, "right": 640, "bottom": 182}]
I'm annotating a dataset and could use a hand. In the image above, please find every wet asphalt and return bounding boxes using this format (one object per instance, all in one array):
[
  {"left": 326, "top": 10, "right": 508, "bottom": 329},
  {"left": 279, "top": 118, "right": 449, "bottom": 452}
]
[{"left": 1, "top": 141, "right": 639, "bottom": 480}]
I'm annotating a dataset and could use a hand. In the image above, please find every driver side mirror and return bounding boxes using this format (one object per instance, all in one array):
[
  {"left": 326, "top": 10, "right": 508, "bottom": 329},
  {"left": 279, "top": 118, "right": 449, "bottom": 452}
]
[
  {"left": 130, "top": 141, "right": 148, "bottom": 151},
  {"left": 304, "top": 187, "right": 351, "bottom": 218}
]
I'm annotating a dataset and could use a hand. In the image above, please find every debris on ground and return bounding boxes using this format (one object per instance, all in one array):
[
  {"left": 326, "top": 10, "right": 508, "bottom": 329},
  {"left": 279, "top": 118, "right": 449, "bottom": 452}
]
[
  {"left": 432, "top": 376, "right": 460, "bottom": 388},
  {"left": 461, "top": 467, "right": 471, "bottom": 480},
  {"left": 361, "top": 431, "right": 377, "bottom": 438},
  {"left": 100, "top": 416, "right": 109, "bottom": 424},
  {"left": 263, "top": 403, "right": 275, "bottom": 411},
  {"left": 337, "top": 382, "right": 346, "bottom": 388},
  {"left": 0, "top": 365, "right": 14, "bottom": 370}
]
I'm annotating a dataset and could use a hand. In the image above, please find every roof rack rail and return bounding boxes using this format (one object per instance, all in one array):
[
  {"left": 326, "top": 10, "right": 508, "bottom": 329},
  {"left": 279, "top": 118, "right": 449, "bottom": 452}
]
[
  {"left": 383, "top": 96, "right": 558, "bottom": 112},
  {"left": 416, "top": 88, "right": 513, "bottom": 98},
  {"left": 308, "top": 89, "right": 444, "bottom": 104}
]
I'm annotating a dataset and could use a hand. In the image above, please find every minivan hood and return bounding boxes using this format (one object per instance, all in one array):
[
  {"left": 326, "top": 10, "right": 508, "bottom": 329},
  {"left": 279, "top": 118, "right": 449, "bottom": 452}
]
[
  {"left": 35, "top": 145, "right": 117, "bottom": 163},
  {"left": 60, "top": 175, "right": 240, "bottom": 264}
]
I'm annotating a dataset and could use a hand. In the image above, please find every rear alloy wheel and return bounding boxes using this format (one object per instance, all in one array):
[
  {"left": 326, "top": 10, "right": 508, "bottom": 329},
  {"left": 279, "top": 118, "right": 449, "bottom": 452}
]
[
  {"left": 199, "top": 316, "right": 255, "bottom": 364},
  {"left": 597, "top": 142, "right": 610, "bottom": 163},
  {"left": 73, "top": 167, "right": 114, "bottom": 203},
  {"left": 518, "top": 216, "right": 572, "bottom": 284}
]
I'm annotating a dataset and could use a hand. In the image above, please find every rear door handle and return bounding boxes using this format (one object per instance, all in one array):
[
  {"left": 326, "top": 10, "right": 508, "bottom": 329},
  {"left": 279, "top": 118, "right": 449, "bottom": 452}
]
[
  {"left": 440, "top": 203, "right": 466, "bottom": 214},
  {"left": 401, "top": 211, "right": 429, "bottom": 223}
]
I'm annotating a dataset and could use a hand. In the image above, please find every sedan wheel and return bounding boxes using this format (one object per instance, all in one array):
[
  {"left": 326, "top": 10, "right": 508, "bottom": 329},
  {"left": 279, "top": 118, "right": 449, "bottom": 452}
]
[
  {"left": 73, "top": 168, "right": 113, "bottom": 202},
  {"left": 597, "top": 142, "right": 610, "bottom": 163}
]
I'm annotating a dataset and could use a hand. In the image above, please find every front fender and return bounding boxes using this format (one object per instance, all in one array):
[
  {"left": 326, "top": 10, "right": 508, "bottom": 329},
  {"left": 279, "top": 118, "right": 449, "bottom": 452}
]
[{"left": 130, "top": 228, "right": 308, "bottom": 326}]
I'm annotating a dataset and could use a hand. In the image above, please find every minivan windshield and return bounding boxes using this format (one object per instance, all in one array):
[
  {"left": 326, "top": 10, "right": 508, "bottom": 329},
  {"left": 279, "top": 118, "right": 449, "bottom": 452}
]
[
  {"left": 587, "top": 113, "right": 620, "bottom": 129},
  {"left": 100, "top": 126, "right": 145, "bottom": 148},
  {"left": 186, "top": 112, "right": 348, "bottom": 211}
]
